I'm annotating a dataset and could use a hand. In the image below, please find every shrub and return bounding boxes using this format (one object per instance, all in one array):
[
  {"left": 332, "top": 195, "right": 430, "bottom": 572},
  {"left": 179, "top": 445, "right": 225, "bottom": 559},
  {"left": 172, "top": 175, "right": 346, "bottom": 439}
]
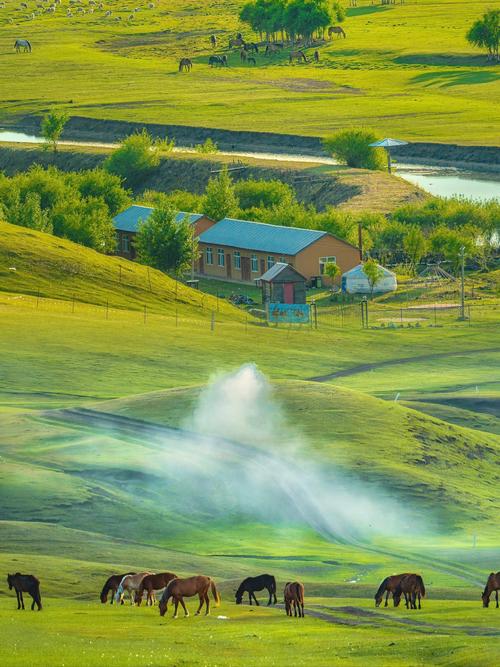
[
  {"left": 104, "top": 130, "right": 164, "bottom": 188},
  {"left": 323, "top": 128, "right": 386, "bottom": 170},
  {"left": 41, "top": 109, "right": 69, "bottom": 153},
  {"left": 234, "top": 179, "right": 294, "bottom": 210},
  {"left": 194, "top": 138, "right": 218, "bottom": 154}
]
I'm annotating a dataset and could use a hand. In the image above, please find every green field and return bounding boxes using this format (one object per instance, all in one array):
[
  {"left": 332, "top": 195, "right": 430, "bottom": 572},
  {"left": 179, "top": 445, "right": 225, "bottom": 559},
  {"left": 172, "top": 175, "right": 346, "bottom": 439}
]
[
  {"left": 0, "top": 0, "right": 499, "bottom": 144},
  {"left": 1, "top": 223, "right": 499, "bottom": 665}
]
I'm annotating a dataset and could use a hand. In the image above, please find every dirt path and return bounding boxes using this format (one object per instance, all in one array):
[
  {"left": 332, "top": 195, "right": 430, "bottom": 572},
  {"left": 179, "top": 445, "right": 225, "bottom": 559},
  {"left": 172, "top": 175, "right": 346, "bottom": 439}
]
[{"left": 307, "top": 347, "right": 500, "bottom": 383}]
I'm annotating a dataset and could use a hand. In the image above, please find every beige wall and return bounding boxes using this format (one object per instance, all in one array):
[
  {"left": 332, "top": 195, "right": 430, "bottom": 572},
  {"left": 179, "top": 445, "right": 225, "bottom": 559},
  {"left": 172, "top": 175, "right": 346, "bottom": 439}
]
[{"left": 198, "top": 243, "right": 294, "bottom": 282}]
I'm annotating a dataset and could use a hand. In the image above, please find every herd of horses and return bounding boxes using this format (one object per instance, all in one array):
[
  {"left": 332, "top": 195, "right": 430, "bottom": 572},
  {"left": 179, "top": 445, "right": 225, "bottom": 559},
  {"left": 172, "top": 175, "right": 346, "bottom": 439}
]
[{"left": 8, "top": 570, "right": 500, "bottom": 617}]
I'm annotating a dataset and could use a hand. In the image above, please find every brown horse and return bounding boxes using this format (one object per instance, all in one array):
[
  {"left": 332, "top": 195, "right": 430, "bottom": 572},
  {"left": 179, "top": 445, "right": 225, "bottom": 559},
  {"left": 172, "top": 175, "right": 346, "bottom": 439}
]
[
  {"left": 284, "top": 581, "right": 304, "bottom": 617},
  {"left": 7, "top": 573, "right": 42, "bottom": 610},
  {"left": 158, "top": 575, "right": 221, "bottom": 618},
  {"left": 482, "top": 572, "right": 500, "bottom": 608},
  {"left": 115, "top": 572, "right": 153, "bottom": 605},
  {"left": 135, "top": 572, "right": 177, "bottom": 606},
  {"left": 394, "top": 574, "right": 426, "bottom": 609},
  {"left": 328, "top": 26, "right": 346, "bottom": 39},
  {"left": 289, "top": 50, "right": 307, "bottom": 64},
  {"left": 374, "top": 573, "right": 411, "bottom": 607},
  {"left": 179, "top": 58, "right": 192, "bottom": 72},
  {"left": 100, "top": 572, "right": 135, "bottom": 604}
]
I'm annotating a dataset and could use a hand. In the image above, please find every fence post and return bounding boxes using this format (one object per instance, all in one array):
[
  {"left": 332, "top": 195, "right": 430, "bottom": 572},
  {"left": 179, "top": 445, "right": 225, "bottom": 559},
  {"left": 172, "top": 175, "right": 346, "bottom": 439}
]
[
  {"left": 105, "top": 300, "right": 109, "bottom": 320},
  {"left": 147, "top": 267, "right": 152, "bottom": 292},
  {"left": 312, "top": 302, "right": 318, "bottom": 330},
  {"left": 175, "top": 308, "right": 178, "bottom": 327},
  {"left": 119, "top": 265, "right": 122, "bottom": 284},
  {"left": 211, "top": 310, "right": 215, "bottom": 332},
  {"left": 144, "top": 304, "right": 147, "bottom": 324},
  {"left": 36, "top": 289, "right": 40, "bottom": 309},
  {"left": 72, "top": 294, "right": 75, "bottom": 314}
]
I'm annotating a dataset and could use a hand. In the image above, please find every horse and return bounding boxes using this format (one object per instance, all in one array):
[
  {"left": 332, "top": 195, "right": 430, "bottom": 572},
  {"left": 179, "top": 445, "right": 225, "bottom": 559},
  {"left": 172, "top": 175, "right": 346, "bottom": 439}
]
[
  {"left": 235, "top": 574, "right": 277, "bottom": 606},
  {"left": 265, "top": 43, "right": 283, "bottom": 56},
  {"left": 244, "top": 42, "right": 258, "bottom": 53},
  {"left": 284, "top": 581, "right": 304, "bottom": 617},
  {"left": 247, "top": 56, "right": 256, "bottom": 65},
  {"left": 14, "top": 39, "right": 32, "bottom": 53},
  {"left": 482, "top": 572, "right": 500, "bottom": 608},
  {"left": 178, "top": 58, "right": 192, "bottom": 72},
  {"left": 229, "top": 37, "right": 245, "bottom": 48},
  {"left": 115, "top": 572, "right": 153, "bottom": 605},
  {"left": 374, "top": 573, "right": 411, "bottom": 607},
  {"left": 158, "top": 575, "right": 221, "bottom": 618},
  {"left": 328, "top": 26, "right": 346, "bottom": 39},
  {"left": 135, "top": 572, "right": 177, "bottom": 607},
  {"left": 240, "top": 49, "right": 247, "bottom": 63},
  {"left": 100, "top": 572, "right": 135, "bottom": 604},
  {"left": 314, "top": 50, "right": 320, "bottom": 63},
  {"left": 7, "top": 573, "right": 42, "bottom": 611},
  {"left": 210, "top": 34, "right": 217, "bottom": 48},
  {"left": 209, "top": 55, "right": 227, "bottom": 67},
  {"left": 394, "top": 574, "right": 426, "bottom": 610},
  {"left": 289, "top": 50, "right": 307, "bottom": 64}
]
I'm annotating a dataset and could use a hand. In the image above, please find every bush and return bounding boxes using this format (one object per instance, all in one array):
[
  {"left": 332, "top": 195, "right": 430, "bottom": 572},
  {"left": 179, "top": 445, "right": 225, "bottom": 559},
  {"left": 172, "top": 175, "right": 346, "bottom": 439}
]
[
  {"left": 194, "top": 138, "right": 218, "bottom": 154},
  {"left": 323, "top": 128, "right": 386, "bottom": 170},
  {"left": 41, "top": 109, "right": 69, "bottom": 153},
  {"left": 104, "top": 130, "right": 165, "bottom": 188},
  {"left": 234, "top": 179, "right": 295, "bottom": 210}
]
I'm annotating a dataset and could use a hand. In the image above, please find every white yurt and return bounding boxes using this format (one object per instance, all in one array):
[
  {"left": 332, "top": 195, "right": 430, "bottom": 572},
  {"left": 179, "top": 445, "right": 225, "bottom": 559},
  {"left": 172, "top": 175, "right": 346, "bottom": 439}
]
[{"left": 341, "top": 263, "right": 397, "bottom": 294}]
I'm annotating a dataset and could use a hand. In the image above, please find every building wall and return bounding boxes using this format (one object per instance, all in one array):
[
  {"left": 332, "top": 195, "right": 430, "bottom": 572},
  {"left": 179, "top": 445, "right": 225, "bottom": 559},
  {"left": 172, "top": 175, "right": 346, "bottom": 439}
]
[
  {"left": 198, "top": 236, "right": 360, "bottom": 284},
  {"left": 193, "top": 216, "right": 216, "bottom": 236},
  {"left": 295, "top": 235, "right": 360, "bottom": 285}
]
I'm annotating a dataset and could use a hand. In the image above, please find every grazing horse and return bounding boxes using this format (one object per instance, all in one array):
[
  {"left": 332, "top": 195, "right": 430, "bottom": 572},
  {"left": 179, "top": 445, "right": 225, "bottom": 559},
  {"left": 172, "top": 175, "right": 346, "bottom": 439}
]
[
  {"left": 235, "top": 574, "right": 277, "bottom": 606},
  {"left": 178, "top": 58, "right": 192, "bottom": 72},
  {"left": 328, "top": 26, "right": 346, "bottom": 39},
  {"left": 115, "top": 572, "right": 152, "bottom": 605},
  {"left": 100, "top": 572, "right": 135, "bottom": 604},
  {"left": 374, "top": 573, "right": 411, "bottom": 607},
  {"left": 135, "top": 572, "right": 177, "bottom": 607},
  {"left": 7, "top": 573, "right": 42, "bottom": 610},
  {"left": 265, "top": 43, "right": 283, "bottom": 56},
  {"left": 209, "top": 55, "right": 227, "bottom": 67},
  {"left": 394, "top": 574, "right": 426, "bottom": 610},
  {"left": 158, "top": 575, "right": 221, "bottom": 618},
  {"left": 482, "top": 572, "right": 500, "bottom": 608},
  {"left": 210, "top": 34, "right": 217, "bottom": 48},
  {"left": 229, "top": 37, "right": 245, "bottom": 48},
  {"left": 14, "top": 39, "right": 32, "bottom": 53},
  {"left": 289, "top": 50, "right": 307, "bottom": 63},
  {"left": 284, "top": 581, "right": 304, "bottom": 617}
]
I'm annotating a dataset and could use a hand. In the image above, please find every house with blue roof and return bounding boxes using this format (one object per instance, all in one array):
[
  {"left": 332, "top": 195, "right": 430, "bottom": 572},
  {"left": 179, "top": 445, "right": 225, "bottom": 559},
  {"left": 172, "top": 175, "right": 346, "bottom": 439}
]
[
  {"left": 112, "top": 205, "right": 215, "bottom": 260},
  {"left": 197, "top": 217, "right": 360, "bottom": 285}
]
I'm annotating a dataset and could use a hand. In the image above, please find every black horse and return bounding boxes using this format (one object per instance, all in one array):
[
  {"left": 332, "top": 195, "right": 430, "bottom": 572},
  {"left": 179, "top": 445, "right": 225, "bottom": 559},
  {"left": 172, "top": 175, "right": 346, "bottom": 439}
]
[
  {"left": 209, "top": 55, "right": 227, "bottom": 67},
  {"left": 7, "top": 573, "right": 42, "bottom": 610},
  {"left": 235, "top": 574, "right": 277, "bottom": 606}
]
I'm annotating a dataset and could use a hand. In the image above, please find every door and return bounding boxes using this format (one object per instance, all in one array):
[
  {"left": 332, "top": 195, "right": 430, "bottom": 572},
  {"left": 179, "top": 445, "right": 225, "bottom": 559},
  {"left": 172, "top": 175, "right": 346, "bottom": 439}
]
[
  {"left": 260, "top": 259, "right": 266, "bottom": 275},
  {"left": 283, "top": 283, "right": 294, "bottom": 304},
  {"left": 241, "top": 256, "right": 251, "bottom": 282},
  {"left": 199, "top": 254, "right": 204, "bottom": 274},
  {"left": 226, "top": 254, "right": 232, "bottom": 278}
]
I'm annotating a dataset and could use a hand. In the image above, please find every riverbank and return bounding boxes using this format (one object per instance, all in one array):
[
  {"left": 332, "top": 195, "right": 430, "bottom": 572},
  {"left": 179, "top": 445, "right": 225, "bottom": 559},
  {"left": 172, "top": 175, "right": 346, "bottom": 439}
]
[{"left": 4, "top": 116, "right": 500, "bottom": 172}]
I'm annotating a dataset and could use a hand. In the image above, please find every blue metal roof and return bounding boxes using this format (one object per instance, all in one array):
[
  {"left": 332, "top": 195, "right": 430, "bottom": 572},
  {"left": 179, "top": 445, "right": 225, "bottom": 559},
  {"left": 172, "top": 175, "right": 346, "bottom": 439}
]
[
  {"left": 198, "top": 218, "right": 327, "bottom": 255},
  {"left": 113, "top": 205, "right": 204, "bottom": 232}
]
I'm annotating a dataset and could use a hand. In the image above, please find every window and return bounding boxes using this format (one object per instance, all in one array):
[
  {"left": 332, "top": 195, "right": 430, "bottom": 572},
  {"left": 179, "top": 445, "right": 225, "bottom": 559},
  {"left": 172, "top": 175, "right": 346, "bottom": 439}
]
[
  {"left": 122, "top": 235, "right": 129, "bottom": 253},
  {"left": 319, "top": 256, "right": 336, "bottom": 275},
  {"left": 206, "top": 247, "right": 213, "bottom": 265},
  {"left": 233, "top": 251, "right": 241, "bottom": 270},
  {"left": 251, "top": 254, "right": 258, "bottom": 273},
  {"left": 267, "top": 255, "right": 275, "bottom": 270},
  {"left": 217, "top": 248, "right": 225, "bottom": 267},
  {"left": 279, "top": 256, "right": 286, "bottom": 263}
]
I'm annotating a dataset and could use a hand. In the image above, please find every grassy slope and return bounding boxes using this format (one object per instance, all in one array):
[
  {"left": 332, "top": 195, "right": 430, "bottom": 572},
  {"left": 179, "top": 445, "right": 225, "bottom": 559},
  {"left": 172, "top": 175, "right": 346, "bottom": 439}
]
[{"left": 0, "top": 0, "right": 499, "bottom": 144}]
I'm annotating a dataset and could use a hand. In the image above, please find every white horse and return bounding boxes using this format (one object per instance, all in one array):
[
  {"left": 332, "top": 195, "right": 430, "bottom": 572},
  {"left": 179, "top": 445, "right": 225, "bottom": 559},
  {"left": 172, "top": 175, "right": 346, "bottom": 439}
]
[
  {"left": 115, "top": 572, "right": 152, "bottom": 605},
  {"left": 15, "top": 39, "right": 32, "bottom": 53}
]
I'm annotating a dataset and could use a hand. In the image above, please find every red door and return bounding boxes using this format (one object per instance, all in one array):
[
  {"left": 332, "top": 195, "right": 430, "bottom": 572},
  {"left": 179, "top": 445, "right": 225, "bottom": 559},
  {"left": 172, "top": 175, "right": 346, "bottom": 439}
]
[
  {"left": 199, "top": 255, "right": 204, "bottom": 274},
  {"left": 283, "top": 283, "right": 294, "bottom": 304}
]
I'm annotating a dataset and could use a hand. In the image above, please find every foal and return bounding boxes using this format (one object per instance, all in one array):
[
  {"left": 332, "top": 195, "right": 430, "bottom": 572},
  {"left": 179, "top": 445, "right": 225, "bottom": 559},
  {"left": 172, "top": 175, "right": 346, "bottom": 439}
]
[
  {"left": 284, "top": 581, "right": 304, "bottom": 618},
  {"left": 7, "top": 573, "right": 42, "bottom": 610}
]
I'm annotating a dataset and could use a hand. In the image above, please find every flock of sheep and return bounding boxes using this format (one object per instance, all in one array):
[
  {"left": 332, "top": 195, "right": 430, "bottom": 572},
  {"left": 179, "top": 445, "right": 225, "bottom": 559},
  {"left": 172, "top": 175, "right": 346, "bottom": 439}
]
[{"left": 0, "top": 0, "right": 156, "bottom": 23}]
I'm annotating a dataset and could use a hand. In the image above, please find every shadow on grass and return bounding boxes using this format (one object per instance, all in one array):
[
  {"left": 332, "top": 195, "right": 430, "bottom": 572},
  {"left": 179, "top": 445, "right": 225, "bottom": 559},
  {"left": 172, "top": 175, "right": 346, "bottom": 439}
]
[
  {"left": 396, "top": 53, "right": 495, "bottom": 68},
  {"left": 411, "top": 70, "right": 500, "bottom": 88},
  {"left": 346, "top": 6, "right": 392, "bottom": 17}
]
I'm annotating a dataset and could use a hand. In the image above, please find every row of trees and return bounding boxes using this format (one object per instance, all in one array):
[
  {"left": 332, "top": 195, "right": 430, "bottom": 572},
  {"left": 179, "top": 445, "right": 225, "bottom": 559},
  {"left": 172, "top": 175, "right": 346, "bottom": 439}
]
[{"left": 239, "top": 0, "right": 344, "bottom": 44}]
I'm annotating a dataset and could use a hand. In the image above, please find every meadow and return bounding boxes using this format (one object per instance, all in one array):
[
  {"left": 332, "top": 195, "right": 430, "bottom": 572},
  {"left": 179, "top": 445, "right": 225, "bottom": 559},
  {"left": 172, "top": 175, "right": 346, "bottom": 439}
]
[
  {"left": 1, "top": 223, "right": 499, "bottom": 665},
  {"left": 0, "top": 0, "right": 499, "bottom": 145}
]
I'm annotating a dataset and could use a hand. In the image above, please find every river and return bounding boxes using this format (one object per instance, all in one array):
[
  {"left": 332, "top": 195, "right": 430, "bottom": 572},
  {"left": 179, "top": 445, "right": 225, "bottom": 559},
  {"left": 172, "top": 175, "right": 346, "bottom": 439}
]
[{"left": 1, "top": 130, "right": 498, "bottom": 202}]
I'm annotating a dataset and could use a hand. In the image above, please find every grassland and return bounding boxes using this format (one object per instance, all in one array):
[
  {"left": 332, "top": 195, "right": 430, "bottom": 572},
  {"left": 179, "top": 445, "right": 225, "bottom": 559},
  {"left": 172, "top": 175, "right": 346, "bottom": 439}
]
[
  {"left": 0, "top": 0, "right": 499, "bottom": 145},
  {"left": 1, "top": 224, "right": 499, "bottom": 664}
]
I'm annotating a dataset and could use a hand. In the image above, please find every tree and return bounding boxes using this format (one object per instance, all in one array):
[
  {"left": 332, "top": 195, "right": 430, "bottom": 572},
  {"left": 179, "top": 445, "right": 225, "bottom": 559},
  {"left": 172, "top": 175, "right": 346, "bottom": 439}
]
[
  {"left": 194, "top": 138, "right": 219, "bottom": 154},
  {"left": 323, "top": 260, "right": 340, "bottom": 288},
  {"left": 104, "top": 130, "right": 164, "bottom": 188},
  {"left": 403, "top": 225, "right": 427, "bottom": 274},
  {"left": 429, "top": 226, "right": 475, "bottom": 274},
  {"left": 8, "top": 191, "right": 51, "bottom": 232},
  {"left": 51, "top": 196, "right": 116, "bottom": 252},
  {"left": 41, "top": 109, "right": 69, "bottom": 153},
  {"left": 234, "top": 179, "right": 294, "bottom": 210},
  {"left": 362, "top": 258, "right": 384, "bottom": 298},
  {"left": 466, "top": 10, "right": 499, "bottom": 61},
  {"left": 323, "top": 128, "right": 386, "bottom": 170},
  {"left": 73, "top": 169, "right": 130, "bottom": 216},
  {"left": 203, "top": 166, "right": 239, "bottom": 221},
  {"left": 135, "top": 204, "right": 197, "bottom": 276}
]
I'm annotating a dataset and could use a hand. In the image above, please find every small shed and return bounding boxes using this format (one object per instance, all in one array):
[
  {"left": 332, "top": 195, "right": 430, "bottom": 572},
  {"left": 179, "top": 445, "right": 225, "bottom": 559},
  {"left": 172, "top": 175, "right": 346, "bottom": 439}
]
[
  {"left": 257, "top": 263, "right": 307, "bottom": 304},
  {"left": 342, "top": 263, "right": 397, "bottom": 294}
]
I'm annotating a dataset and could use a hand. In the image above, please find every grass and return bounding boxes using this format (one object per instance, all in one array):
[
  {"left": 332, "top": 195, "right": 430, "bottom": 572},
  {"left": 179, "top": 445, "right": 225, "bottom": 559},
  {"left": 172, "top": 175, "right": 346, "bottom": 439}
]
[{"left": 0, "top": 1, "right": 499, "bottom": 144}]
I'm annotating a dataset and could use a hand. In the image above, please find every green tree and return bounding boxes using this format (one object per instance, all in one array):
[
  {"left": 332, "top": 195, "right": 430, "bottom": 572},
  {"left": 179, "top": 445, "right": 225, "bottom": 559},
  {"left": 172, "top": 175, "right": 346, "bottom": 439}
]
[
  {"left": 466, "top": 10, "right": 499, "bottom": 61},
  {"left": 403, "top": 225, "right": 427, "bottom": 274},
  {"left": 194, "top": 138, "right": 219, "bottom": 154},
  {"left": 41, "top": 109, "right": 69, "bottom": 153},
  {"left": 362, "top": 258, "right": 384, "bottom": 298},
  {"left": 51, "top": 196, "right": 116, "bottom": 252},
  {"left": 235, "top": 179, "right": 294, "bottom": 210},
  {"left": 323, "top": 260, "right": 340, "bottom": 288},
  {"left": 135, "top": 204, "right": 197, "bottom": 276},
  {"left": 429, "top": 226, "right": 475, "bottom": 274},
  {"left": 323, "top": 128, "right": 386, "bottom": 170},
  {"left": 203, "top": 166, "right": 239, "bottom": 221},
  {"left": 73, "top": 169, "right": 130, "bottom": 216},
  {"left": 104, "top": 130, "right": 163, "bottom": 188}
]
